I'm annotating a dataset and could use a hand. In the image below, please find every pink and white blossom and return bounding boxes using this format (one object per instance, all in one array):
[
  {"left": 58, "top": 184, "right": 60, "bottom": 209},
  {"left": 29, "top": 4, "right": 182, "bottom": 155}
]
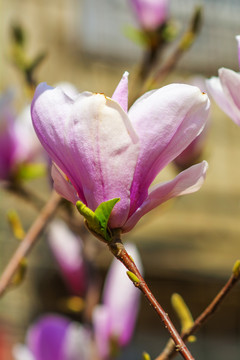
[
  {"left": 31, "top": 72, "right": 210, "bottom": 233},
  {"left": 13, "top": 315, "right": 91, "bottom": 360},
  {"left": 48, "top": 220, "right": 87, "bottom": 296},
  {"left": 0, "top": 91, "right": 42, "bottom": 181},
  {"left": 206, "top": 36, "right": 240, "bottom": 126},
  {"left": 129, "top": 0, "right": 169, "bottom": 31},
  {"left": 93, "top": 243, "right": 142, "bottom": 359}
]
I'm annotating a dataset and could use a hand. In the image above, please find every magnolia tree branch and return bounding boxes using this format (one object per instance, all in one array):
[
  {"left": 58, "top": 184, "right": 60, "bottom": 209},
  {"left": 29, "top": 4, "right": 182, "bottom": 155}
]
[
  {"left": 147, "top": 6, "right": 202, "bottom": 88},
  {"left": 0, "top": 191, "right": 61, "bottom": 297},
  {"left": 156, "top": 263, "right": 240, "bottom": 360},
  {"left": 6, "top": 183, "right": 46, "bottom": 210},
  {"left": 108, "top": 230, "right": 195, "bottom": 360}
]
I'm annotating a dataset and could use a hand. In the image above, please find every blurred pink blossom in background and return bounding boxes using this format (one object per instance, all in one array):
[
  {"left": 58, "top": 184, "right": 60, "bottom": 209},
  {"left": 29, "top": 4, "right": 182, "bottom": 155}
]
[
  {"left": 48, "top": 220, "right": 87, "bottom": 296},
  {"left": 13, "top": 315, "right": 91, "bottom": 360},
  {"left": 129, "top": 0, "right": 169, "bottom": 31},
  {"left": 0, "top": 90, "right": 43, "bottom": 182},
  {"left": 206, "top": 36, "right": 240, "bottom": 126},
  {"left": 93, "top": 243, "right": 143, "bottom": 359}
]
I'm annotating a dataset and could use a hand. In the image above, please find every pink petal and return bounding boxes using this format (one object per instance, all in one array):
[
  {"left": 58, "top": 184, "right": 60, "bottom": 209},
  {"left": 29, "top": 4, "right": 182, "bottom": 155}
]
[
  {"left": 129, "top": 0, "right": 169, "bottom": 30},
  {"left": 27, "top": 315, "right": 90, "bottom": 360},
  {"left": 206, "top": 74, "right": 240, "bottom": 124},
  {"left": 103, "top": 243, "right": 142, "bottom": 346},
  {"left": 218, "top": 67, "right": 240, "bottom": 125},
  {"left": 123, "top": 161, "right": 208, "bottom": 232},
  {"left": 92, "top": 305, "right": 111, "bottom": 360},
  {"left": 31, "top": 83, "right": 87, "bottom": 201},
  {"left": 62, "top": 322, "right": 91, "bottom": 360},
  {"left": 48, "top": 220, "right": 87, "bottom": 296},
  {"left": 51, "top": 164, "right": 79, "bottom": 204},
  {"left": 27, "top": 315, "right": 70, "bottom": 360},
  {"left": 0, "top": 90, "right": 19, "bottom": 180},
  {"left": 32, "top": 83, "right": 139, "bottom": 228},
  {"left": 236, "top": 35, "right": 240, "bottom": 69},
  {"left": 13, "top": 344, "right": 35, "bottom": 360},
  {"left": 15, "top": 104, "right": 42, "bottom": 163},
  {"left": 55, "top": 82, "right": 79, "bottom": 97},
  {"left": 128, "top": 84, "right": 210, "bottom": 215},
  {"left": 112, "top": 72, "right": 129, "bottom": 112}
]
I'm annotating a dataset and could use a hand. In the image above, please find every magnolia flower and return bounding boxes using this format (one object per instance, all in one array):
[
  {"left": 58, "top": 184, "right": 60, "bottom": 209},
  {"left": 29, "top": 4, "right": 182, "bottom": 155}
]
[
  {"left": 31, "top": 72, "right": 210, "bottom": 233},
  {"left": 0, "top": 90, "right": 22, "bottom": 180},
  {"left": 48, "top": 220, "right": 87, "bottom": 296},
  {"left": 93, "top": 243, "right": 142, "bottom": 359},
  {"left": 129, "top": 0, "right": 169, "bottom": 31},
  {"left": 206, "top": 36, "right": 240, "bottom": 126},
  {"left": 0, "top": 91, "right": 42, "bottom": 181},
  {"left": 13, "top": 315, "right": 91, "bottom": 360}
]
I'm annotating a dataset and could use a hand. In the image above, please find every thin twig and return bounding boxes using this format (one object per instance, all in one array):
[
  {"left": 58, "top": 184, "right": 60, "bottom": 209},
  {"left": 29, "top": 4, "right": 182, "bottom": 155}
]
[
  {"left": 6, "top": 183, "right": 46, "bottom": 210},
  {"left": 156, "top": 267, "right": 240, "bottom": 360},
  {"left": 108, "top": 230, "right": 195, "bottom": 360},
  {"left": 6, "top": 183, "right": 87, "bottom": 238},
  {"left": 142, "top": 6, "right": 203, "bottom": 94},
  {"left": 0, "top": 191, "right": 61, "bottom": 297}
]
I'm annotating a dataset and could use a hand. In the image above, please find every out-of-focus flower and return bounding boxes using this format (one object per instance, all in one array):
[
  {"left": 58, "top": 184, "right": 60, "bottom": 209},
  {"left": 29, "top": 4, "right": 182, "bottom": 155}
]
[
  {"left": 48, "top": 220, "right": 87, "bottom": 296},
  {"left": 0, "top": 90, "right": 21, "bottom": 180},
  {"left": 13, "top": 315, "right": 91, "bottom": 360},
  {"left": 13, "top": 344, "right": 35, "bottom": 360},
  {"left": 93, "top": 243, "right": 142, "bottom": 359},
  {"left": 0, "top": 90, "right": 43, "bottom": 182},
  {"left": 31, "top": 72, "right": 209, "bottom": 233},
  {"left": 206, "top": 36, "right": 240, "bottom": 126},
  {"left": 129, "top": 0, "right": 169, "bottom": 31},
  {"left": 15, "top": 104, "right": 42, "bottom": 161}
]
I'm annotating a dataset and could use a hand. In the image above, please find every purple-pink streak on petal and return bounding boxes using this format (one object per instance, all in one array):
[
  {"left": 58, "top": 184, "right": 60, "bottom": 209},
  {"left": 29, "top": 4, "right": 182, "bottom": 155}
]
[
  {"left": 128, "top": 84, "right": 210, "bottom": 216},
  {"left": 123, "top": 161, "right": 208, "bottom": 232}
]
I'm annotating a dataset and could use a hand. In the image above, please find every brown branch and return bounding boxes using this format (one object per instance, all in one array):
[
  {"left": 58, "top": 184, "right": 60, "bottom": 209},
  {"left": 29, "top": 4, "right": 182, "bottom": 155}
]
[
  {"left": 156, "top": 267, "right": 240, "bottom": 360},
  {"left": 108, "top": 230, "right": 195, "bottom": 360},
  {"left": 0, "top": 191, "right": 61, "bottom": 297},
  {"left": 141, "top": 6, "right": 203, "bottom": 94}
]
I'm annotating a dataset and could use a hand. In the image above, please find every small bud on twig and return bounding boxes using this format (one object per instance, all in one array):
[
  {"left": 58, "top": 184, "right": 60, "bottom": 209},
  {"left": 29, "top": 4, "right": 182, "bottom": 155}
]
[
  {"left": 143, "top": 351, "right": 151, "bottom": 360},
  {"left": 127, "top": 271, "right": 140, "bottom": 284},
  {"left": 171, "top": 293, "right": 196, "bottom": 342},
  {"left": 232, "top": 259, "right": 240, "bottom": 279},
  {"left": 7, "top": 210, "right": 25, "bottom": 241}
]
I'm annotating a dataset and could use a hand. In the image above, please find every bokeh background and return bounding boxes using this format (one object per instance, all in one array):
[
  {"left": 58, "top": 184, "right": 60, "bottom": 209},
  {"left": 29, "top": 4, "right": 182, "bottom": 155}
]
[{"left": 1, "top": 0, "right": 240, "bottom": 359}]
